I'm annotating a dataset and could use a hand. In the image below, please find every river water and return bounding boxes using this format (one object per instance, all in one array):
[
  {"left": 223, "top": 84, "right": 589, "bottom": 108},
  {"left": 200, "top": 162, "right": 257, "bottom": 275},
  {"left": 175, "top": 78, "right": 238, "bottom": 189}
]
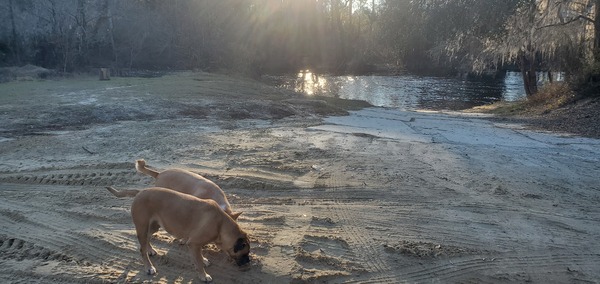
[{"left": 265, "top": 71, "right": 540, "bottom": 111}]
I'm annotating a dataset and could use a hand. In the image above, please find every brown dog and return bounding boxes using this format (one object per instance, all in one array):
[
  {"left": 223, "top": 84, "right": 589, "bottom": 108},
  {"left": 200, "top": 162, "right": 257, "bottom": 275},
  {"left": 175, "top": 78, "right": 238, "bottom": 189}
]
[
  {"left": 135, "top": 159, "right": 242, "bottom": 220},
  {"left": 107, "top": 186, "right": 250, "bottom": 282}
]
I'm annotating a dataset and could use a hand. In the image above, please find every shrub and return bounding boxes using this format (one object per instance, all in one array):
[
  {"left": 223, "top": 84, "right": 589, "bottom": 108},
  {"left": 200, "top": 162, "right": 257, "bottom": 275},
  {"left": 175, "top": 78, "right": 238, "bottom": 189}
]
[{"left": 526, "top": 82, "right": 575, "bottom": 111}]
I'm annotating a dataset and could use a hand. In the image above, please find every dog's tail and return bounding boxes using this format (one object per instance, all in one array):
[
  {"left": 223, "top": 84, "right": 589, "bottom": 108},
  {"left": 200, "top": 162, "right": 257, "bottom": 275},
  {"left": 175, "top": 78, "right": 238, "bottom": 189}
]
[
  {"left": 135, "top": 159, "right": 159, "bottom": 178},
  {"left": 106, "top": 186, "right": 141, "bottom": 198}
]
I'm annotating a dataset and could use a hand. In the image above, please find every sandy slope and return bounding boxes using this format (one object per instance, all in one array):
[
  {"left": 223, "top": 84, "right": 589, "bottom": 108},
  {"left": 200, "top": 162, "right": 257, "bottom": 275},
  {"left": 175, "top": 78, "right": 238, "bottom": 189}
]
[{"left": 1, "top": 73, "right": 599, "bottom": 283}]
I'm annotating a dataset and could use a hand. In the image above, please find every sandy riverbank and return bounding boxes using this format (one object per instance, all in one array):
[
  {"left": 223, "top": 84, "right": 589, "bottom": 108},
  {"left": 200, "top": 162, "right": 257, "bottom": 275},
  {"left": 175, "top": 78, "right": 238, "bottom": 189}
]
[{"left": 1, "top": 72, "right": 599, "bottom": 283}]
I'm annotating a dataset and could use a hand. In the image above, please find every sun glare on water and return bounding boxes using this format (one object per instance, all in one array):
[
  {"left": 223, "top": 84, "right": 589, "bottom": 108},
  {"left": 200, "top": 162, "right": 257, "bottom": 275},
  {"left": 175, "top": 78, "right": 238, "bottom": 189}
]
[{"left": 295, "top": 70, "right": 328, "bottom": 95}]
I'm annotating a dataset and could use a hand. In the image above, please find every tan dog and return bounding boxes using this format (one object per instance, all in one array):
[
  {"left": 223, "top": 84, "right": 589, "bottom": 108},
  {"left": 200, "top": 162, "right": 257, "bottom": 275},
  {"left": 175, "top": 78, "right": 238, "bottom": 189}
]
[
  {"left": 106, "top": 186, "right": 250, "bottom": 282},
  {"left": 135, "top": 159, "right": 242, "bottom": 220}
]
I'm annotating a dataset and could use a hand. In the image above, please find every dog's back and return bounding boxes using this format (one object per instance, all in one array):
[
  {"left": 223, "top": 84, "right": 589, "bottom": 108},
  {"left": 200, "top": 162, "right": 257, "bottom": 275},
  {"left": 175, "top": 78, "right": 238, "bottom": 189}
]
[
  {"left": 155, "top": 169, "right": 224, "bottom": 198},
  {"left": 155, "top": 169, "right": 232, "bottom": 210},
  {"left": 135, "top": 159, "right": 241, "bottom": 219},
  {"left": 131, "top": 187, "right": 224, "bottom": 240}
]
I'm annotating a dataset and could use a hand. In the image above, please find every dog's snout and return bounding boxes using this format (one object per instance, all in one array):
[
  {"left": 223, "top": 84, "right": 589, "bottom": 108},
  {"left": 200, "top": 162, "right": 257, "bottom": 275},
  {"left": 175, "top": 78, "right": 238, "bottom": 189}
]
[{"left": 236, "top": 254, "right": 250, "bottom": 267}]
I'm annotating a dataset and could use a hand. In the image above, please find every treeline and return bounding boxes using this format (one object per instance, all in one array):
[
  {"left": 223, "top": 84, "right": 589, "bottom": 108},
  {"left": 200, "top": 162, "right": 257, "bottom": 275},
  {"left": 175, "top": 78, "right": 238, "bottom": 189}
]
[
  {"left": 2, "top": 0, "right": 600, "bottom": 95},
  {"left": 0, "top": 0, "right": 380, "bottom": 75}
]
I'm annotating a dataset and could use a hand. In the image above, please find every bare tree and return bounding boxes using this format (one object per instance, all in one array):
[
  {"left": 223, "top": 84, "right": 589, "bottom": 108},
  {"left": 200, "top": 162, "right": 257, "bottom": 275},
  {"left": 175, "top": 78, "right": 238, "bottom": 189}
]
[{"left": 8, "top": 0, "right": 21, "bottom": 64}]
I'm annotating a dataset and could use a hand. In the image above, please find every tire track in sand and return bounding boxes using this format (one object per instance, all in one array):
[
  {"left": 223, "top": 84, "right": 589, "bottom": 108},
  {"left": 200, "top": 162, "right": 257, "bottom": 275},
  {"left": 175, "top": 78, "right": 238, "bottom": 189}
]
[
  {"left": 399, "top": 252, "right": 600, "bottom": 282},
  {"left": 0, "top": 187, "right": 137, "bottom": 264},
  {"left": 317, "top": 170, "right": 398, "bottom": 283},
  {"left": 0, "top": 169, "right": 143, "bottom": 187}
]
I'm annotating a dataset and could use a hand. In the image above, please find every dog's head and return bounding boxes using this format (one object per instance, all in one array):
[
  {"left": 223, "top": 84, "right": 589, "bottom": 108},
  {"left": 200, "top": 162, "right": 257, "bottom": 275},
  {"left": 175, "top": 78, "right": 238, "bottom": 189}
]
[{"left": 227, "top": 234, "right": 250, "bottom": 267}]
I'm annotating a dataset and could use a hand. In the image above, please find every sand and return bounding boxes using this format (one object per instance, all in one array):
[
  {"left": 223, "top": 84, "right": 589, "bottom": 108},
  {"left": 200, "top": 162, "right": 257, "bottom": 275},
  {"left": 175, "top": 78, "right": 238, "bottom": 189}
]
[{"left": 1, "top": 72, "right": 599, "bottom": 283}]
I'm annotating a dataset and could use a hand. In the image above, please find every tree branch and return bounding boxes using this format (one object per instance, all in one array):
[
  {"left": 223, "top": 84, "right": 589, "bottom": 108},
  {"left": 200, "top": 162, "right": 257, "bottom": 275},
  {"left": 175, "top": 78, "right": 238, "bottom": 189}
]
[{"left": 537, "top": 14, "right": 594, "bottom": 30}]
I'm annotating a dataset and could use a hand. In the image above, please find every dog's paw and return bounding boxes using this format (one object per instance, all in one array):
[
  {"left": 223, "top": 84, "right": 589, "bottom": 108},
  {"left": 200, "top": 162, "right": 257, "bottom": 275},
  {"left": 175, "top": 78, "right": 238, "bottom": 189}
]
[
  {"left": 147, "top": 266, "right": 157, "bottom": 275},
  {"left": 203, "top": 256, "right": 211, "bottom": 267},
  {"left": 199, "top": 273, "right": 212, "bottom": 282}
]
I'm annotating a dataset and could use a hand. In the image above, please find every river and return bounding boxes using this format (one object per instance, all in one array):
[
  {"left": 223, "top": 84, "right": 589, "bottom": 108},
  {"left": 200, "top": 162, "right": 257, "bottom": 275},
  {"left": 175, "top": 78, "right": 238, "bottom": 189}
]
[{"left": 264, "top": 71, "right": 555, "bottom": 111}]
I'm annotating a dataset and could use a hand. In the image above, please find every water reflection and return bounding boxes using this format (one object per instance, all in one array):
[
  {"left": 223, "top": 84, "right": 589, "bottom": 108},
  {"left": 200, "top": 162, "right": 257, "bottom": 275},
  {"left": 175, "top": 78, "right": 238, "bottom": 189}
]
[
  {"left": 295, "top": 70, "right": 328, "bottom": 95},
  {"left": 265, "top": 71, "right": 540, "bottom": 111}
]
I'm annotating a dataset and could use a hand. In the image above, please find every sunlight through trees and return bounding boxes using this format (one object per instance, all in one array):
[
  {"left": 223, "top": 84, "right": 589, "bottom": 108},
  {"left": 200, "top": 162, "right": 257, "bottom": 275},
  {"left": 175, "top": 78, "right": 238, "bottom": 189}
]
[{"left": 1, "top": 0, "right": 600, "bottom": 94}]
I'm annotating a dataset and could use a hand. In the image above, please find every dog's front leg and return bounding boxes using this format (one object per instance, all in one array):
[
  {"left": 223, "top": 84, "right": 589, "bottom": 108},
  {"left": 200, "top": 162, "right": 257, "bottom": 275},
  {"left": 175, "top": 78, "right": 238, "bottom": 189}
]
[{"left": 189, "top": 244, "right": 212, "bottom": 282}]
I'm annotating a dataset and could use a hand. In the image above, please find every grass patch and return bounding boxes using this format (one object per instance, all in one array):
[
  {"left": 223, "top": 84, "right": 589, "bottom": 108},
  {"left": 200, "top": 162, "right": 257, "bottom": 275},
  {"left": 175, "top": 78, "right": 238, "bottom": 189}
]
[
  {"left": 469, "top": 82, "right": 576, "bottom": 116},
  {"left": 525, "top": 83, "right": 576, "bottom": 113}
]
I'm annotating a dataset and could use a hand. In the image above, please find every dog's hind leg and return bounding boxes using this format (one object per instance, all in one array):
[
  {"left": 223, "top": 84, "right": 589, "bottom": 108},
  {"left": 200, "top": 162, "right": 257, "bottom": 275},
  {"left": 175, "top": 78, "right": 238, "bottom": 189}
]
[
  {"left": 135, "top": 221, "right": 157, "bottom": 275},
  {"left": 147, "top": 221, "right": 160, "bottom": 256}
]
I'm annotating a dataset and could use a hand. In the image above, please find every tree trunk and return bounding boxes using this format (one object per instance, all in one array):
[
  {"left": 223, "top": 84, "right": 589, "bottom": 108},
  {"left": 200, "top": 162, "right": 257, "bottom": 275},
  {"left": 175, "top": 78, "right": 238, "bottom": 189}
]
[
  {"left": 519, "top": 53, "right": 538, "bottom": 97},
  {"left": 102, "top": 0, "right": 117, "bottom": 66},
  {"left": 8, "top": 0, "right": 20, "bottom": 64},
  {"left": 521, "top": 69, "right": 533, "bottom": 97},
  {"left": 529, "top": 52, "right": 538, "bottom": 95},
  {"left": 331, "top": 0, "right": 345, "bottom": 70},
  {"left": 99, "top": 68, "right": 110, "bottom": 80},
  {"left": 77, "top": 0, "right": 88, "bottom": 66},
  {"left": 594, "top": 0, "right": 600, "bottom": 60}
]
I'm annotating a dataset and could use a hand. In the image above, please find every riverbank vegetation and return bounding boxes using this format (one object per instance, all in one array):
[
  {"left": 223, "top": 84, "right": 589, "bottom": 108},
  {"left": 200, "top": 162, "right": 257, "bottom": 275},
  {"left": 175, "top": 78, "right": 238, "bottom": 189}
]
[
  {"left": 470, "top": 82, "right": 600, "bottom": 138},
  {"left": 2, "top": 1, "right": 600, "bottom": 100},
  {"left": 472, "top": 82, "right": 577, "bottom": 115}
]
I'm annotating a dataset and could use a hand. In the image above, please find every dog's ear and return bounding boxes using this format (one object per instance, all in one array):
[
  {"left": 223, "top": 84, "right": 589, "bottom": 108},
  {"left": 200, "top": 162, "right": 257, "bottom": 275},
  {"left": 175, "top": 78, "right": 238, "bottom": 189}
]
[
  {"left": 231, "top": 211, "right": 243, "bottom": 220},
  {"left": 233, "top": 237, "right": 247, "bottom": 253}
]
